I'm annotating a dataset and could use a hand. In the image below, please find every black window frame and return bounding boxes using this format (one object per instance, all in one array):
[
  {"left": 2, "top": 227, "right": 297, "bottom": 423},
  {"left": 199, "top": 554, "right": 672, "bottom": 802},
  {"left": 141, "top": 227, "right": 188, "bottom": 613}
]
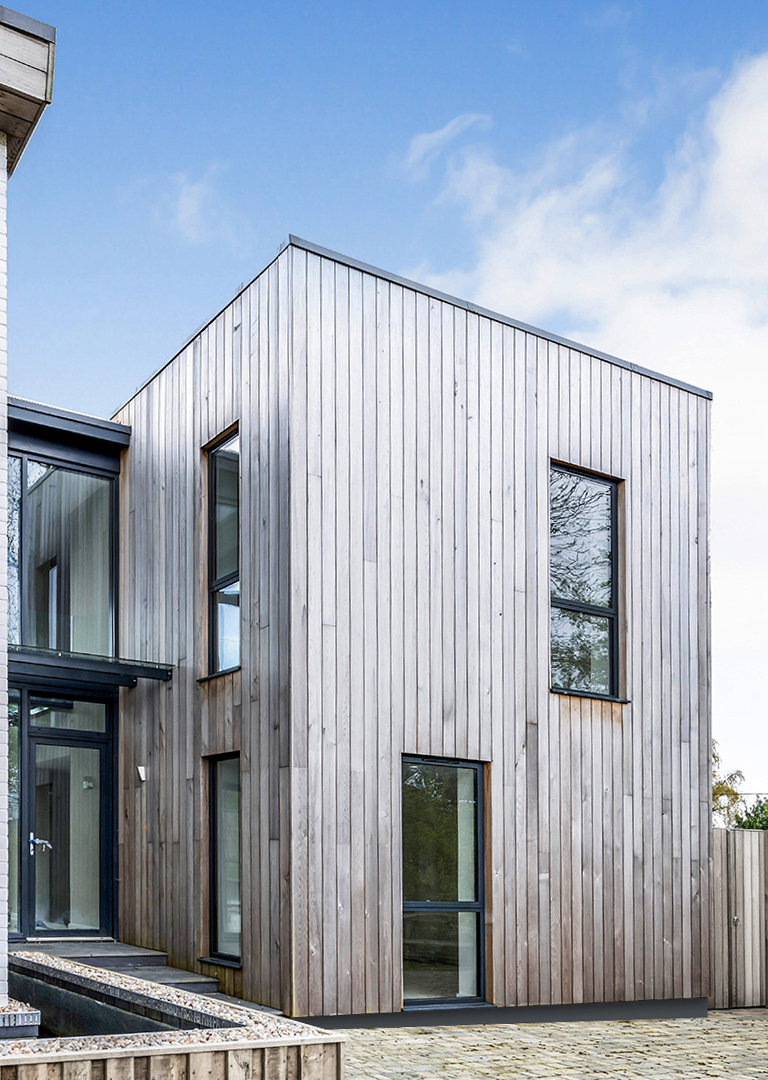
[
  {"left": 208, "top": 429, "right": 240, "bottom": 676},
  {"left": 549, "top": 462, "right": 620, "bottom": 701},
  {"left": 8, "top": 450, "right": 119, "bottom": 659},
  {"left": 8, "top": 683, "right": 117, "bottom": 942},
  {"left": 208, "top": 751, "right": 242, "bottom": 964},
  {"left": 401, "top": 754, "right": 486, "bottom": 1008}
]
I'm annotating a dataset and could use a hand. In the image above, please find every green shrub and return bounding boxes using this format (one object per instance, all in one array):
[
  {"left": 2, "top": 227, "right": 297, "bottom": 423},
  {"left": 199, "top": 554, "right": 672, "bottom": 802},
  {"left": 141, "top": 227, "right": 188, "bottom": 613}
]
[{"left": 733, "top": 797, "right": 768, "bottom": 830}]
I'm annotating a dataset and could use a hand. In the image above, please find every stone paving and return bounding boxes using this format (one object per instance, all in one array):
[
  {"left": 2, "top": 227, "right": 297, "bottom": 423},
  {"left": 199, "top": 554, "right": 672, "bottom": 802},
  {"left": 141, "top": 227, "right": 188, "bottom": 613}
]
[{"left": 344, "top": 1009, "right": 768, "bottom": 1079}]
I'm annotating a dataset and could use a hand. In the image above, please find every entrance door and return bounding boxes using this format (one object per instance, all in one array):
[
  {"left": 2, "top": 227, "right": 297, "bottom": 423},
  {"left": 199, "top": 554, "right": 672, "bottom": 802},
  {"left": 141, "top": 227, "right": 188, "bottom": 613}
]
[{"left": 9, "top": 690, "right": 114, "bottom": 939}]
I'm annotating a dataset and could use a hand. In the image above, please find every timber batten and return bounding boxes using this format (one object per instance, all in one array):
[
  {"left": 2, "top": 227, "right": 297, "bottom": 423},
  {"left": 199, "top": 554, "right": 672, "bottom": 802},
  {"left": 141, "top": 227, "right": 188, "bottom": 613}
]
[{"left": 115, "top": 240, "right": 711, "bottom": 1017}]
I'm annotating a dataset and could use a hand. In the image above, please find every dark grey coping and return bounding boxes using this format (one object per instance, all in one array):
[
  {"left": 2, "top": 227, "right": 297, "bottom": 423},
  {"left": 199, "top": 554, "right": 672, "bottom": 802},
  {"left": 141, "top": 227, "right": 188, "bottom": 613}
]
[
  {"left": 305, "top": 996, "right": 709, "bottom": 1029},
  {"left": 286, "top": 236, "right": 713, "bottom": 401},
  {"left": 9, "top": 397, "right": 131, "bottom": 444},
  {"left": 120, "top": 236, "right": 713, "bottom": 412},
  {"left": 0, "top": 6, "right": 55, "bottom": 43}
]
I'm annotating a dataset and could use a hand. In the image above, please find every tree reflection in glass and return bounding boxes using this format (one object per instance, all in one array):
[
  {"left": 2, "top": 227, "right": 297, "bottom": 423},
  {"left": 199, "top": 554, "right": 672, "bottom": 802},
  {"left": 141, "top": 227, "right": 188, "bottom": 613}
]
[
  {"left": 402, "top": 761, "right": 480, "bottom": 1001},
  {"left": 550, "top": 466, "right": 616, "bottom": 696},
  {"left": 551, "top": 608, "right": 610, "bottom": 695},
  {"left": 550, "top": 469, "right": 612, "bottom": 606},
  {"left": 402, "top": 762, "right": 476, "bottom": 903}
]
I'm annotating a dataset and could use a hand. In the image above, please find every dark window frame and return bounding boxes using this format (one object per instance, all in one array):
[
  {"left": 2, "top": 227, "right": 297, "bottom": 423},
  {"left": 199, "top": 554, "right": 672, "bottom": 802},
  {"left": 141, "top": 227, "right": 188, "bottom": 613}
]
[
  {"left": 207, "top": 430, "right": 240, "bottom": 676},
  {"left": 401, "top": 754, "right": 486, "bottom": 1008},
  {"left": 549, "top": 462, "right": 619, "bottom": 700},
  {"left": 9, "top": 683, "right": 117, "bottom": 942},
  {"left": 8, "top": 450, "right": 119, "bottom": 659},
  {"left": 208, "top": 752, "right": 242, "bottom": 963}
]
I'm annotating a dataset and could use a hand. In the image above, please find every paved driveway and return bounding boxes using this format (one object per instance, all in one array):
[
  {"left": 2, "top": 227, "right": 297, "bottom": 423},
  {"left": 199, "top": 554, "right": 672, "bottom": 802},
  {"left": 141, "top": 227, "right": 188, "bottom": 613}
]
[{"left": 344, "top": 1009, "right": 768, "bottom": 1079}]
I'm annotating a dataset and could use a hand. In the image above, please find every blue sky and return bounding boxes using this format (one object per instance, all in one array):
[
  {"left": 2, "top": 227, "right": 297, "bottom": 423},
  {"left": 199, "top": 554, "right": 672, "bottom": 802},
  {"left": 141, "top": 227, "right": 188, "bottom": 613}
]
[{"left": 9, "top": 0, "right": 768, "bottom": 789}]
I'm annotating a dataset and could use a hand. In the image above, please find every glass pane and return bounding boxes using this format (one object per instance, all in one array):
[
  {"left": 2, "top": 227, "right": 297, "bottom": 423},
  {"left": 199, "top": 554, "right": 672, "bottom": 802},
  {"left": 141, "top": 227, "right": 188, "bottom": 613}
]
[
  {"left": 550, "top": 468, "right": 613, "bottom": 607},
  {"left": 8, "top": 691, "right": 20, "bottom": 934},
  {"left": 402, "top": 762, "right": 477, "bottom": 903},
  {"left": 29, "top": 696, "right": 107, "bottom": 733},
  {"left": 213, "top": 435, "right": 240, "bottom": 582},
  {"left": 403, "top": 911, "right": 479, "bottom": 1000},
  {"left": 551, "top": 607, "right": 611, "bottom": 695},
  {"left": 34, "top": 744, "right": 101, "bottom": 932},
  {"left": 24, "top": 462, "right": 113, "bottom": 656},
  {"left": 214, "top": 581, "right": 240, "bottom": 671},
  {"left": 8, "top": 456, "right": 20, "bottom": 645},
  {"left": 213, "top": 757, "right": 241, "bottom": 957}
]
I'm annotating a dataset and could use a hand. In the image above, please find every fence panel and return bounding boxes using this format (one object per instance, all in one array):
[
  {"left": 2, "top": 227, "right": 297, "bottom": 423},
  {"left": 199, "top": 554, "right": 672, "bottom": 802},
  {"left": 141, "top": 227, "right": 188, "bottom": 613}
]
[{"left": 711, "top": 827, "right": 768, "bottom": 1008}]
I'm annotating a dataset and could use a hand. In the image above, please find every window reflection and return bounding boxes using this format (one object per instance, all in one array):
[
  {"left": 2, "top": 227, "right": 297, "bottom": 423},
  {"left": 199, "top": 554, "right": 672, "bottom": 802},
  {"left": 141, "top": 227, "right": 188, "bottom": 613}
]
[
  {"left": 402, "top": 762, "right": 477, "bottom": 903},
  {"left": 550, "top": 466, "right": 617, "bottom": 697},
  {"left": 403, "top": 911, "right": 479, "bottom": 1000},
  {"left": 7, "top": 455, "right": 113, "bottom": 657},
  {"left": 550, "top": 469, "right": 612, "bottom": 606},
  {"left": 210, "top": 434, "right": 240, "bottom": 673},
  {"left": 551, "top": 608, "right": 610, "bottom": 696},
  {"left": 402, "top": 759, "right": 482, "bottom": 1002},
  {"left": 29, "top": 696, "right": 107, "bottom": 733},
  {"left": 8, "top": 457, "right": 20, "bottom": 645},
  {"left": 8, "top": 691, "right": 19, "bottom": 934},
  {"left": 211, "top": 756, "right": 241, "bottom": 959}
]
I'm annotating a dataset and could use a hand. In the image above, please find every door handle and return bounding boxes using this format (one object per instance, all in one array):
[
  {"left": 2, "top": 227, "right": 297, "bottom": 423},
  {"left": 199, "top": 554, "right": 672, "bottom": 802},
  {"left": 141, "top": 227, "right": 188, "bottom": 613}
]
[{"left": 29, "top": 832, "right": 52, "bottom": 856}]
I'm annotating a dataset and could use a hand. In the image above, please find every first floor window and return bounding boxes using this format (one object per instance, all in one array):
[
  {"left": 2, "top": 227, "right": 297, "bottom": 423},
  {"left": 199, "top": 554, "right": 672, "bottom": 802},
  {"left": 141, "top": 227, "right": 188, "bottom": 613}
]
[
  {"left": 402, "top": 757, "right": 484, "bottom": 1004},
  {"left": 550, "top": 464, "right": 619, "bottom": 697},
  {"left": 210, "top": 754, "right": 241, "bottom": 960},
  {"left": 8, "top": 452, "right": 114, "bottom": 656},
  {"left": 209, "top": 432, "right": 240, "bottom": 673}
]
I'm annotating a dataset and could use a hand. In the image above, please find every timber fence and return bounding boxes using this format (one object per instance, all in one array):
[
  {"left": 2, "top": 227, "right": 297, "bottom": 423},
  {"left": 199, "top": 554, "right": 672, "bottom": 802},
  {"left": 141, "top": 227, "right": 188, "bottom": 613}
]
[{"left": 711, "top": 827, "right": 768, "bottom": 1008}]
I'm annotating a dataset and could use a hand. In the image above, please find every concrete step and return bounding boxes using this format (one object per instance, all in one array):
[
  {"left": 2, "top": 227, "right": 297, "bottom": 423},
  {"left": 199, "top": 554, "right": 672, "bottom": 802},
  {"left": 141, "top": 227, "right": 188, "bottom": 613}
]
[
  {"left": 11, "top": 941, "right": 220, "bottom": 996},
  {"left": 15, "top": 942, "right": 169, "bottom": 970},
  {"left": 125, "top": 965, "right": 220, "bottom": 995}
]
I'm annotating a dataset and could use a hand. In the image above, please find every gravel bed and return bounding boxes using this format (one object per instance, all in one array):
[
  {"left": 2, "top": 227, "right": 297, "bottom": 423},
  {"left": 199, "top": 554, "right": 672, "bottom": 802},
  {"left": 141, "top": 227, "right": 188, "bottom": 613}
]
[{"left": 3, "top": 951, "right": 337, "bottom": 1058}]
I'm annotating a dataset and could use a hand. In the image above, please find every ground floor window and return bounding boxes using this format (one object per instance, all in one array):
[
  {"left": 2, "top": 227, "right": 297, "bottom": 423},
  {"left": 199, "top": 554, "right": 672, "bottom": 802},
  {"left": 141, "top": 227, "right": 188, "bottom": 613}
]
[
  {"left": 402, "top": 756, "right": 485, "bottom": 1004},
  {"left": 210, "top": 754, "right": 242, "bottom": 960}
]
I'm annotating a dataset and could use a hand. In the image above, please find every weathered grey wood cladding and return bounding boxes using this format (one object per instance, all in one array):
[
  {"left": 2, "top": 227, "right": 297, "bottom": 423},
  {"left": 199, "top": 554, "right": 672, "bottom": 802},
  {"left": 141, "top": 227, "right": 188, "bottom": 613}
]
[
  {"left": 711, "top": 828, "right": 768, "bottom": 1009},
  {"left": 114, "top": 240, "right": 711, "bottom": 1017}
]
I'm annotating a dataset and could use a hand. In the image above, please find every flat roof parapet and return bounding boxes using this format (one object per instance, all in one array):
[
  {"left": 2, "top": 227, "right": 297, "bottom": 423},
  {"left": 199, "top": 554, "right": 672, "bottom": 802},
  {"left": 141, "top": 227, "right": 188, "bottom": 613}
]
[{"left": 0, "top": 6, "right": 55, "bottom": 43}]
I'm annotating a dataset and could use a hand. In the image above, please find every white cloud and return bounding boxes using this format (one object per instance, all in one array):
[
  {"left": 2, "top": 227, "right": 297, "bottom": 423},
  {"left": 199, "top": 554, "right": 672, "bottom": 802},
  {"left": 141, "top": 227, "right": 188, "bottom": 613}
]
[
  {"left": 413, "top": 54, "right": 768, "bottom": 790},
  {"left": 403, "top": 113, "right": 491, "bottom": 180},
  {"left": 165, "top": 166, "right": 237, "bottom": 245},
  {"left": 121, "top": 165, "right": 243, "bottom": 246},
  {"left": 585, "top": 4, "right": 633, "bottom": 29}
]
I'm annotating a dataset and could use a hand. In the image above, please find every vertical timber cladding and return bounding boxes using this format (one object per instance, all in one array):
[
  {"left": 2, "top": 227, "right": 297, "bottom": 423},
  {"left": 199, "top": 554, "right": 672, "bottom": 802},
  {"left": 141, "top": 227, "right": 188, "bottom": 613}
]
[
  {"left": 113, "top": 251, "right": 294, "bottom": 1010},
  {"left": 287, "top": 244, "right": 711, "bottom": 1016},
  {"left": 115, "top": 238, "right": 711, "bottom": 1018}
]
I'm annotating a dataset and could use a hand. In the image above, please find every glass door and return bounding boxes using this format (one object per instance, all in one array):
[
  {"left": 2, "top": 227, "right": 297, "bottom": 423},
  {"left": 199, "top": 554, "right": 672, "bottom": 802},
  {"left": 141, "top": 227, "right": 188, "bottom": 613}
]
[
  {"left": 9, "top": 689, "right": 114, "bottom": 939},
  {"left": 32, "top": 742, "right": 103, "bottom": 933}
]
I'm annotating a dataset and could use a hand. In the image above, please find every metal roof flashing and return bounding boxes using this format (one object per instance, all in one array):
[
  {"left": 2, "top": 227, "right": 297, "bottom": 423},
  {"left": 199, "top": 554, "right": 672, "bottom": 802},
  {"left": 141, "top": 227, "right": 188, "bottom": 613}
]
[
  {"left": 8, "top": 396, "right": 131, "bottom": 460},
  {"left": 286, "top": 236, "right": 713, "bottom": 402},
  {"left": 116, "top": 235, "right": 713, "bottom": 412},
  {"left": 0, "top": 6, "right": 55, "bottom": 43}
]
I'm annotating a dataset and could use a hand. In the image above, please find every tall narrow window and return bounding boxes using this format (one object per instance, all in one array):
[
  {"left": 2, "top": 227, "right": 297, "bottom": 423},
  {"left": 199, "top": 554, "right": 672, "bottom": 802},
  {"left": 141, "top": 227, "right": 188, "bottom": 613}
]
[
  {"left": 209, "top": 433, "right": 240, "bottom": 673},
  {"left": 402, "top": 758, "right": 484, "bottom": 1004},
  {"left": 210, "top": 754, "right": 241, "bottom": 960},
  {"left": 550, "top": 464, "right": 618, "bottom": 697},
  {"left": 8, "top": 690, "right": 20, "bottom": 935}
]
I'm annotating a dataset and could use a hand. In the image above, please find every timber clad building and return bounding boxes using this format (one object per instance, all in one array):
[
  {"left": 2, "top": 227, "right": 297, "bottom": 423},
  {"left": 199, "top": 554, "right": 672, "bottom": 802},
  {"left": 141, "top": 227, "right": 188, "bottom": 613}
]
[{"left": 6, "top": 236, "right": 712, "bottom": 1021}]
